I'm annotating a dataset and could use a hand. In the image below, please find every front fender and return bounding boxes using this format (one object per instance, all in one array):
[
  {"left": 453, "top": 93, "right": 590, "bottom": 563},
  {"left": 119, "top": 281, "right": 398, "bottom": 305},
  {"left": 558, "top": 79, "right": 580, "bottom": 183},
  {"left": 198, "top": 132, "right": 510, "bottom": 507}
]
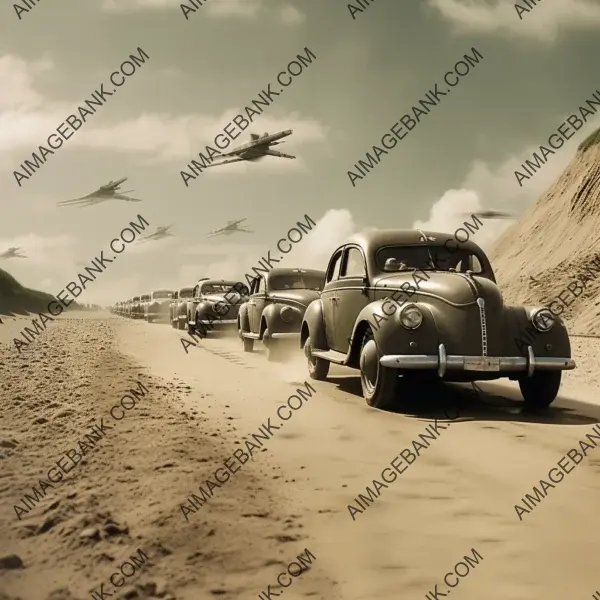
[
  {"left": 350, "top": 299, "right": 439, "bottom": 360},
  {"left": 301, "top": 299, "right": 327, "bottom": 351},
  {"left": 260, "top": 304, "right": 280, "bottom": 337},
  {"left": 508, "top": 305, "right": 571, "bottom": 358}
]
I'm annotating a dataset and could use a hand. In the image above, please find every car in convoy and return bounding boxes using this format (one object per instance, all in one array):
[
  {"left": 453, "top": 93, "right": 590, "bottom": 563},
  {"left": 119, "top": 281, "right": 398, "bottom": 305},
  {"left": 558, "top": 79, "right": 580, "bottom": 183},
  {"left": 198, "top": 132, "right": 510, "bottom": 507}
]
[
  {"left": 145, "top": 289, "right": 175, "bottom": 323},
  {"left": 138, "top": 294, "right": 151, "bottom": 319},
  {"left": 300, "top": 230, "right": 576, "bottom": 410},
  {"left": 191, "top": 279, "right": 249, "bottom": 335},
  {"left": 170, "top": 286, "right": 194, "bottom": 330},
  {"left": 185, "top": 278, "right": 211, "bottom": 332},
  {"left": 129, "top": 296, "right": 142, "bottom": 319},
  {"left": 239, "top": 268, "right": 326, "bottom": 360}
]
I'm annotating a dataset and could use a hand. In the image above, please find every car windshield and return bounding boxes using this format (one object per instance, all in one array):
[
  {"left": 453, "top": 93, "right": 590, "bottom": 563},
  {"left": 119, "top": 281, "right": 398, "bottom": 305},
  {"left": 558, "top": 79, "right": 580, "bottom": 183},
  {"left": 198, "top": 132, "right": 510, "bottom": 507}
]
[
  {"left": 202, "top": 284, "right": 236, "bottom": 294},
  {"left": 270, "top": 273, "right": 325, "bottom": 291},
  {"left": 179, "top": 290, "right": 193, "bottom": 299},
  {"left": 376, "top": 245, "right": 483, "bottom": 274},
  {"left": 153, "top": 291, "right": 173, "bottom": 299},
  {"left": 140, "top": 296, "right": 149, "bottom": 301}
]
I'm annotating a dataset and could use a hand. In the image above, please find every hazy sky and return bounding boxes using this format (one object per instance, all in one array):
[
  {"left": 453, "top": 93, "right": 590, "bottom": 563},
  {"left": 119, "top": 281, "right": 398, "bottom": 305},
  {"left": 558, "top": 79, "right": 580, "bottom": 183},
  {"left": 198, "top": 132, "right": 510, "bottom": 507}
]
[{"left": 2, "top": 0, "right": 600, "bottom": 305}]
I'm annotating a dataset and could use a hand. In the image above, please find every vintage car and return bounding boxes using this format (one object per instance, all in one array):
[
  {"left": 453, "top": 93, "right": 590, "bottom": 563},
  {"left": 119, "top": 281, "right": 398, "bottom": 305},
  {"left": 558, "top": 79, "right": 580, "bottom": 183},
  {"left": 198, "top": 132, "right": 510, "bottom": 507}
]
[
  {"left": 171, "top": 286, "right": 194, "bottom": 330},
  {"left": 190, "top": 279, "right": 249, "bottom": 335},
  {"left": 185, "top": 278, "right": 211, "bottom": 332},
  {"left": 129, "top": 296, "right": 141, "bottom": 319},
  {"left": 301, "top": 230, "right": 576, "bottom": 410},
  {"left": 239, "top": 268, "right": 326, "bottom": 360},
  {"left": 138, "top": 294, "right": 151, "bottom": 319},
  {"left": 145, "top": 289, "right": 174, "bottom": 323}
]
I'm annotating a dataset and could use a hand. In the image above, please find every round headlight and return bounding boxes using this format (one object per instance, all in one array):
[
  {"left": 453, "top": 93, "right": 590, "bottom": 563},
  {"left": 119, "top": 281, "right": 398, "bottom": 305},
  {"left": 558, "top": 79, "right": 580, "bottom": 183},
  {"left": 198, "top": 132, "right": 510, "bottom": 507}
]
[
  {"left": 532, "top": 309, "right": 554, "bottom": 332},
  {"left": 280, "top": 306, "right": 297, "bottom": 323},
  {"left": 400, "top": 304, "right": 423, "bottom": 329}
]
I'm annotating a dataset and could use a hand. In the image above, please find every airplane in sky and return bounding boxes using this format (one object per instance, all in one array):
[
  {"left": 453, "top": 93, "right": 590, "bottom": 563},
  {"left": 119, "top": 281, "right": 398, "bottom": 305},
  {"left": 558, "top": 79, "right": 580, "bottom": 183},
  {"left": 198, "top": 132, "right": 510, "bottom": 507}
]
[
  {"left": 137, "top": 225, "right": 175, "bottom": 243},
  {"left": 206, "top": 130, "right": 295, "bottom": 168},
  {"left": 0, "top": 246, "right": 27, "bottom": 259},
  {"left": 466, "top": 209, "right": 517, "bottom": 220},
  {"left": 57, "top": 177, "right": 142, "bottom": 207},
  {"left": 207, "top": 218, "right": 253, "bottom": 238}
]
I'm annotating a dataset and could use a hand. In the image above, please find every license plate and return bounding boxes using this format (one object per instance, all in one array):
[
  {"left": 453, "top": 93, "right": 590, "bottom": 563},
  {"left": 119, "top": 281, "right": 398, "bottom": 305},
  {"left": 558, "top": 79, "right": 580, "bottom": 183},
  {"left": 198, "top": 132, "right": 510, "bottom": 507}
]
[{"left": 464, "top": 357, "right": 500, "bottom": 371}]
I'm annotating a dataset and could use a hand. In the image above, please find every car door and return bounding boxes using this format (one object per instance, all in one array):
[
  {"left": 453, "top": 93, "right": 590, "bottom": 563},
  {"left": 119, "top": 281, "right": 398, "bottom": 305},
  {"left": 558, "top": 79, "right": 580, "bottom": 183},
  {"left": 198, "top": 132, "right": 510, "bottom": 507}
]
[
  {"left": 322, "top": 249, "right": 344, "bottom": 350},
  {"left": 252, "top": 276, "right": 268, "bottom": 334},
  {"left": 334, "top": 246, "right": 371, "bottom": 353},
  {"left": 247, "top": 277, "right": 261, "bottom": 333}
]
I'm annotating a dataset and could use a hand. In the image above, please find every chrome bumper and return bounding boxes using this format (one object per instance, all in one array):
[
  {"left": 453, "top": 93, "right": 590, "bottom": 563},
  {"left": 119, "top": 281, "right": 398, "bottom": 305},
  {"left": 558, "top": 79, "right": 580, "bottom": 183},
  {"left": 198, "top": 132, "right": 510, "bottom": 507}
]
[
  {"left": 197, "top": 319, "right": 237, "bottom": 325},
  {"left": 380, "top": 343, "right": 576, "bottom": 377},
  {"left": 271, "top": 332, "right": 300, "bottom": 340}
]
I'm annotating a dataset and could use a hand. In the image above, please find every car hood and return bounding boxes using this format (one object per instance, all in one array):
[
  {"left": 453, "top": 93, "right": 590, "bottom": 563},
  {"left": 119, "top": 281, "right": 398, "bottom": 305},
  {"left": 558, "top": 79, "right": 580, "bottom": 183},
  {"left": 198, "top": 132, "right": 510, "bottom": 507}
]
[
  {"left": 373, "top": 271, "right": 501, "bottom": 306},
  {"left": 269, "top": 289, "right": 321, "bottom": 308},
  {"left": 200, "top": 293, "right": 235, "bottom": 305}
]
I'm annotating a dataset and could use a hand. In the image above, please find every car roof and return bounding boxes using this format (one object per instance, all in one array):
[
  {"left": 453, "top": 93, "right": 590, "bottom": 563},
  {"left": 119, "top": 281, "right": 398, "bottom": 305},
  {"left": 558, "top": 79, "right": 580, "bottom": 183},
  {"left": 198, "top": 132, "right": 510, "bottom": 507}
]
[
  {"left": 265, "top": 268, "right": 327, "bottom": 280},
  {"left": 178, "top": 286, "right": 194, "bottom": 293},
  {"left": 343, "top": 229, "right": 485, "bottom": 256},
  {"left": 200, "top": 279, "right": 240, "bottom": 287}
]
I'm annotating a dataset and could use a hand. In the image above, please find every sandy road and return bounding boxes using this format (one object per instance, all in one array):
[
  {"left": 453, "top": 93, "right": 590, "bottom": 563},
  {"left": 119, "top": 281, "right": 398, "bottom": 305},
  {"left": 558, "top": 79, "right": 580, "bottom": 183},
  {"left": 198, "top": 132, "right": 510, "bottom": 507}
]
[
  {"left": 118, "top": 318, "right": 600, "bottom": 600},
  {"left": 1, "top": 313, "right": 600, "bottom": 599}
]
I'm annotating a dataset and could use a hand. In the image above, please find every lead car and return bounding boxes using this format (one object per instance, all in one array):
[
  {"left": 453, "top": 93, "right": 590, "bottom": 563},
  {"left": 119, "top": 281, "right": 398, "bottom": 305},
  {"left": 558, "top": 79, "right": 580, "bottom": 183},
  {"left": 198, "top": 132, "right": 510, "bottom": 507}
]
[{"left": 301, "top": 230, "right": 576, "bottom": 411}]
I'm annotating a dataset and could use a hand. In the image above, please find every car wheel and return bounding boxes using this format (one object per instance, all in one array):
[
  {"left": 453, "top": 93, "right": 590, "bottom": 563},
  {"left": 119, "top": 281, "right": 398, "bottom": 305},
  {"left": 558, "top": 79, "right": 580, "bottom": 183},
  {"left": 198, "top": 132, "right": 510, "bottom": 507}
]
[
  {"left": 359, "top": 328, "right": 398, "bottom": 410},
  {"left": 178, "top": 316, "right": 185, "bottom": 330},
  {"left": 304, "top": 336, "right": 329, "bottom": 380},
  {"left": 519, "top": 371, "right": 561, "bottom": 409},
  {"left": 242, "top": 336, "right": 254, "bottom": 352}
]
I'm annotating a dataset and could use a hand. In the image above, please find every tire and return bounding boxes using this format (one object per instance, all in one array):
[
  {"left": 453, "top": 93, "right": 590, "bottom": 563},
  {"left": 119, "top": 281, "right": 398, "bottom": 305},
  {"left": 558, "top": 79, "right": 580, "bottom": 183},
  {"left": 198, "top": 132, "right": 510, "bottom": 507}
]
[
  {"left": 242, "top": 336, "right": 254, "bottom": 352},
  {"left": 178, "top": 316, "right": 186, "bottom": 331},
  {"left": 359, "top": 328, "right": 399, "bottom": 410},
  {"left": 519, "top": 371, "right": 561, "bottom": 409},
  {"left": 304, "top": 336, "right": 329, "bottom": 380}
]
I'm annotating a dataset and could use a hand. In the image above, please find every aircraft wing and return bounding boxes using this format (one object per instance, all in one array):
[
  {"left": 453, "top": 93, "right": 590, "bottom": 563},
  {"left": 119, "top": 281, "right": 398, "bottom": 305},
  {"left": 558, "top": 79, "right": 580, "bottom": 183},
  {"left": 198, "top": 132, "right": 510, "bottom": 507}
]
[
  {"left": 57, "top": 192, "right": 101, "bottom": 205},
  {"left": 113, "top": 193, "right": 143, "bottom": 202},
  {"left": 205, "top": 157, "right": 247, "bottom": 167},
  {"left": 262, "top": 149, "right": 296, "bottom": 159}
]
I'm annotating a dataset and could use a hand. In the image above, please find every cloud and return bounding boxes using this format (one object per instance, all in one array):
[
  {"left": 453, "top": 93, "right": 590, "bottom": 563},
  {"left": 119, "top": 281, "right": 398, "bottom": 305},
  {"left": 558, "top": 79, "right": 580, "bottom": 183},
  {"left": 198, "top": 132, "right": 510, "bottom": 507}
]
[
  {"left": 413, "top": 111, "right": 600, "bottom": 249},
  {"left": 280, "top": 4, "right": 305, "bottom": 25},
  {"left": 101, "top": 0, "right": 305, "bottom": 24},
  {"left": 0, "top": 53, "right": 326, "bottom": 169},
  {"left": 428, "top": 0, "right": 600, "bottom": 42}
]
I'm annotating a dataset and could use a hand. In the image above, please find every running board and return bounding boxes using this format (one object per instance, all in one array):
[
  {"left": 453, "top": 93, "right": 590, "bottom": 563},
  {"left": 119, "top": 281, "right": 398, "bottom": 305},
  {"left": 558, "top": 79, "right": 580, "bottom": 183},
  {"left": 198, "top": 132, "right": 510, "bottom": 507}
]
[{"left": 311, "top": 349, "right": 347, "bottom": 364}]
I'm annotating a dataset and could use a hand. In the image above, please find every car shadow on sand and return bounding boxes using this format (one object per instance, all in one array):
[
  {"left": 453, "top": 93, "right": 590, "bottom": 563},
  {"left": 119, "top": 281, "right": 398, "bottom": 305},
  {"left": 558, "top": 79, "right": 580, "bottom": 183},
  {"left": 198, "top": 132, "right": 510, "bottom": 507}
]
[{"left": 331, "top": 375, "right": 599, "bottom": 427}]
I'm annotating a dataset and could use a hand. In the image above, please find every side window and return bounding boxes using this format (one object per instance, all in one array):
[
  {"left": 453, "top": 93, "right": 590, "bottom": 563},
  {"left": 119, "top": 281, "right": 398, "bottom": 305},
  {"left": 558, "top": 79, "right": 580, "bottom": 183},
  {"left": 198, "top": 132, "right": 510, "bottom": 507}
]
[
  {"left": 251, "top": 277, "right": 262, "bottom": 294},
  {"left": 341, "top": 247, "right": 366, "bottom": 278},
  {"left": 326, "top": 250, "right": 343, "bottom": 283}
]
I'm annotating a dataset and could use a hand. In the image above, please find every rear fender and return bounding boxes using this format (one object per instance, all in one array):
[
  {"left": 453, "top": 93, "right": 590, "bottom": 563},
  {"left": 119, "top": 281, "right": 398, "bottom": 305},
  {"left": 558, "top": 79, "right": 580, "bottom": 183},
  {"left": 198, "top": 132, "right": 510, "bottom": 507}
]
[{"left": 301, "top": 299, "right": 327, "bottom": 351}]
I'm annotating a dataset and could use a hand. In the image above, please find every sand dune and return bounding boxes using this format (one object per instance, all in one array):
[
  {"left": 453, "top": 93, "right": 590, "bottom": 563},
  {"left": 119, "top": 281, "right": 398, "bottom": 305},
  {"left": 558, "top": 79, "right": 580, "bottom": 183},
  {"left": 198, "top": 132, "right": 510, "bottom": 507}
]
[{"left": 489, "top": 128, "right": 600, "bottom": 334}]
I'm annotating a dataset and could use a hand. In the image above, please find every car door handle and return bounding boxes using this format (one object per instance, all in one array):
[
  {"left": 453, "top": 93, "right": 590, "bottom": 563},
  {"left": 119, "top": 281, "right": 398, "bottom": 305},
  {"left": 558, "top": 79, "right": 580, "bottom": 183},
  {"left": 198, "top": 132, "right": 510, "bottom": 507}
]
[{"left": 330, "top": 297, "right": 339, "bottom": 304}]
